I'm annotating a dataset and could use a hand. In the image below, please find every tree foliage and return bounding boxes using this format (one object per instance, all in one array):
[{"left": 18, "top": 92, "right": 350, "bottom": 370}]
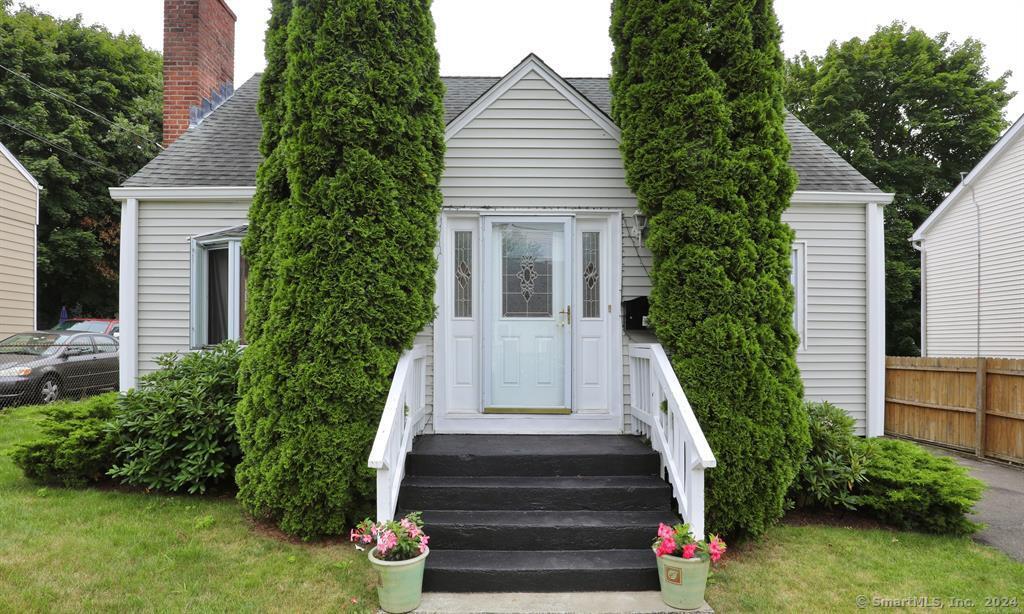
[
  {"left": 235, "top": 0, "right": 445, "bottom": 539},
  {"left": 0, "top": 6, "right": 162, "bottom": 324},
  {"left": 611, "top": 0, "right": 809, "bottom": 537},
  {"left": 784, "top": 23, "right": 1013, "bottom": 355}
]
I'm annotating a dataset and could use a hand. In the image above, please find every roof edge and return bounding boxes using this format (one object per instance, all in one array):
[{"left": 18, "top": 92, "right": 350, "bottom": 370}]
[
  {"left": 912, "top": 111, "right": 1024, "bottom": 241},
  {"left": 110, "top": 186, "right": 256, "bottom": 201},
  {"left": 0, "top": 141, "right": 41, "bottom": 190},
  {"left": 792, "top": 190, "right": 894, "bottom": 204}
]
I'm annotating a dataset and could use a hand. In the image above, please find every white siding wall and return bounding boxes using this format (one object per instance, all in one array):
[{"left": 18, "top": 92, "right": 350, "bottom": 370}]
[
  {"left": 923, "top": 131, "right": 1024, "bottom": 358},
  {"left": 442, "top": 71, "right": 631, "bottom": 209},
  {"left": 784, "top": 203, "right": 869, "bottom": 432},
  {"left": 135, "top": 200, "right": 249, "bottom": 375},
  {"left": 0, "top": 153, "right": 36, "bottom": 337}
]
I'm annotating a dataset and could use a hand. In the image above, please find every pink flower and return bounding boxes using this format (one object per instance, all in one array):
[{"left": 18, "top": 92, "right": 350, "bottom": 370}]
[
  {"left": 349, "top": 529, "right": 361, "bottom": 543},
  {"left": 655, "top": 536, "right": 677, "bottom": 557},
  {"left": 377, "top": 529, "right": 398, "bottom": 556},
  {"left": 402, "top": 517, "right": 422, "bottom": 538},
  {"left": 657, "top": 523, "right": 674, "bottom": 540},
  {"left": 708, "top": 535, "right": 727, "bottom": 563},
  {"left": 419, "top": 533, "right": 430, "bottom": 554},
  {"left": 681, "top": 543, "right": 697, "bottom": 559}
]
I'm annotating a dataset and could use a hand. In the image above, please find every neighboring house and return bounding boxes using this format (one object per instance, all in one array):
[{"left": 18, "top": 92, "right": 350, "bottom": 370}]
[
  {"left": 912, "top": 113, "right": 1024, "bottom": 358},
  {"left": 0, "top": 140, "right": 40, "bottom": 338},
  {"left": 110, "top": 0, "right": 893, "bottom": 438}
]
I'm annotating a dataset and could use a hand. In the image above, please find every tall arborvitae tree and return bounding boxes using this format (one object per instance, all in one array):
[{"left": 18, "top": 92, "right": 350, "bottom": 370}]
[
  {"left": 611, "top": 0, "right": 809, "bottom": 537},
  {"left": 235, "top": 0, "right": 445, "bottom": 538}
]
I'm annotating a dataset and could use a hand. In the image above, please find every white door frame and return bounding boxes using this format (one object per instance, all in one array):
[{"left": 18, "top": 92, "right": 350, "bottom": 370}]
[{"left": 433, "top": 209, "right": 623, "bottom": 434}]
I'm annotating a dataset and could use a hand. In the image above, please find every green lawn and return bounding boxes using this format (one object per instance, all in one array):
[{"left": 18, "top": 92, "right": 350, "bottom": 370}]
[
  {"left": 2, "top": 402, "right": 1022, "bottom": 613},
  {"left": 0, "top": 402, "right": 378, "bottom": 613}
]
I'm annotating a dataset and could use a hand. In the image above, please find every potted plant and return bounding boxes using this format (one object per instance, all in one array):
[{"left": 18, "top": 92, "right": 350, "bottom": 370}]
[
  {"left": 351, "top": 512, "right": 431, "bottom": 613},
  {"left": 652, "top": 522, "right": 726, "bottom": 610}
]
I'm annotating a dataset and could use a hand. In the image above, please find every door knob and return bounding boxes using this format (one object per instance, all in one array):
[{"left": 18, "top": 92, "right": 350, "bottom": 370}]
[{"left": 558, "top": 305, "right": 571, "bottom": 326}]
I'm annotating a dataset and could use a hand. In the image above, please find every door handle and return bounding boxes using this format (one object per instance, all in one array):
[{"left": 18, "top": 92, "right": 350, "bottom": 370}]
[{"left": 558, "top": 305, "right": 571, "bottom": 326}]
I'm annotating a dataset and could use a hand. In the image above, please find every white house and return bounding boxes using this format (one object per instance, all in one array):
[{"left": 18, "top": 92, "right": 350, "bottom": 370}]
[
  {"left": 110, "top": 0, "right": 892, "bottom": 588},
  {"left": 912, "top": 112, "right": 1024, "bottom": 358},
  {"left": 0, "top": 140, "right": 40, "bottom": 338}
]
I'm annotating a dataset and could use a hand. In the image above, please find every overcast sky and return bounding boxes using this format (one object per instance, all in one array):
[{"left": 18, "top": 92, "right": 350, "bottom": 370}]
[{"left": 18, "top": 0, "right": 1024, "bottom": 122}]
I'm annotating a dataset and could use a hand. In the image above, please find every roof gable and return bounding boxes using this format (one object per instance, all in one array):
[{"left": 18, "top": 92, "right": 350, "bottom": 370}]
[
  {"left": 0, "top": 140, "right": 41, "bottom": 190},
  {"left": 445, "top": 54, "right": 620, "bottom": 143},
  {"left": 912, "top": 112, "right": 1024, "bottom": 241}
]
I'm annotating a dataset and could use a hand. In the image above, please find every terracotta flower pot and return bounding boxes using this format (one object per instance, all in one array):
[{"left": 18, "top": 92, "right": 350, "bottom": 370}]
[
  {"left": 654, "top": 550, "right": 710, "bottom": 610},
  {"left": 368, "top": 546, "right": 429, "bottom": 613}
]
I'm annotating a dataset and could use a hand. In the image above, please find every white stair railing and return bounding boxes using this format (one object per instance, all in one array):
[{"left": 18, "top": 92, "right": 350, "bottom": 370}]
[
  {"left": 628, "top": 343, "right": 716, "bottom": 540},
  {"left": 367, "top": 344, "right": 428, "bottom": 522}
]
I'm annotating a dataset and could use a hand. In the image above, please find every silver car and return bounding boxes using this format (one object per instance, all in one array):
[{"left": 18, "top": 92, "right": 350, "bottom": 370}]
[{"left": 0, "top": 331, "right": 119, "bottom": 406}]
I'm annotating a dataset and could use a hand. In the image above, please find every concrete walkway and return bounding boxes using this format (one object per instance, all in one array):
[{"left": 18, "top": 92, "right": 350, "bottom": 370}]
[
  {"left": 415, "top": 592, "right": 712, "bottom": 613},
  {"left": 926, "top": 445, "right": 1024, "bottom": 562}
]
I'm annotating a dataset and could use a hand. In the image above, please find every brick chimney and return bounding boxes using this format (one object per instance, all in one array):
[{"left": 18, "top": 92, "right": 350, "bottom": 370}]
[{"left": 162, "top": 0, "right": 236, "bottom": 146}]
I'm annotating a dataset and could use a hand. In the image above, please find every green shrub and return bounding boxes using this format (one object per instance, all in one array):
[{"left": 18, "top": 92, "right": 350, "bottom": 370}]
[
  {"left": 855, "top": 439, "right": 984, "bottom": 535},
  {"left": 790, "top": 401, "right": 871, "bottom": 510},
  {"left": 235, "top": 0, "right": 445, "bottom": 538},
  {"left": 108, "top": 341, "right": 242, "bottom": 494},
  {"left": 610, "top": 0, "right": 809, "bottom": 537},
  {"left": 12, "top": 393, "right": 120, "bottom": 487}
]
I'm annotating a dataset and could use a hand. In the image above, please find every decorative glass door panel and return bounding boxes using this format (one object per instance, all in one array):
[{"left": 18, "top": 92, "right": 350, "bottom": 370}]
[{"left": 485, "top": 219, "right": 571, "bottom": 410}]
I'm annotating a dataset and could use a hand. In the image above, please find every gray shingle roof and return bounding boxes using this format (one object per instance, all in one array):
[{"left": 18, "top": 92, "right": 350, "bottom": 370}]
[{"left": 123, "top": 72, "right": 882, "bottom": 194}]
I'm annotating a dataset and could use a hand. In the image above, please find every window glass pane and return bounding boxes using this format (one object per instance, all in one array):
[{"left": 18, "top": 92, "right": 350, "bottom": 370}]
[
  {"left": 501, "top": 224, "right": 553, "bottom": 318},
  {"left": 207, "top": 248, "right": 229, "bottom": 345},
  {"left": 454, "top": 231, "right": 472, "bottom": 318},
  {"left": 93, "top": 336, "right": 117, "bottom": 353},
  {"left": 582, "top": 231, "right": 600, "bottom": 318},
  {"left": 238, "top": 255, "right": 249, "bottom": 344}
]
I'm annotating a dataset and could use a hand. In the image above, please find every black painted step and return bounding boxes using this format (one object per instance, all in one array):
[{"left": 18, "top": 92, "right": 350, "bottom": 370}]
[
  {"left": 424, "top": 549, "right": 659, "bottom": 592},
  {"left": 417, "top": 510, "right": 676, "bottom": 550},
  {"left": 406, "top": 435, "right": 660, "bottom": 477},
  {"left": 398, "top": 475, "right": 673, "bottom": 512}
]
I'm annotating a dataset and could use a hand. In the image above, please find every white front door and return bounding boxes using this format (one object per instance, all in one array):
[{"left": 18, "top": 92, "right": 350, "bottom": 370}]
[{"left": 483, "top": 218, "right": 572, "bottom": 411}]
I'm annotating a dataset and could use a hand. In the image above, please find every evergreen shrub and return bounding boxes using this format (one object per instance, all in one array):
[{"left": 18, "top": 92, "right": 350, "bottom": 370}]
[
  {"left": 235, "top": 0, "right": 446, "bottom": 538},
  {"left": 109, "top": 341, "right": 242, "bottom": 494},
  {"left": 610, "top": 0, "right": 809, "bottom": 537},
  {"left": 12, "top": 393, "right": 120, "bottom": 487}
]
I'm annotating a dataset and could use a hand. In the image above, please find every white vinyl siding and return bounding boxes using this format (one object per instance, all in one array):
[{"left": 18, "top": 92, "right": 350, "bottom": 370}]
[
  {"left": 784, "top": 203, "right": 868, "bottom": 433},
  {"left": 442, "top": 71, "right": 632, "bottom": 209},
  {"left": 922, "top": 130, "right": 1024, "bottom": 358},
  {"left": 135, "top": 200, "right": 249, "bottom": 375},
  {"left": 0, "top": 151, "right": 37, "bottom": 337}
]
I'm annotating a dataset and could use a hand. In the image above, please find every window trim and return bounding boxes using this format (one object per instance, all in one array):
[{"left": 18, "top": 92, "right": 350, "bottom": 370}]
[
  {"left": 189, "top": 233, "right": 246, "bottom": 349},
  {"left": 791, "top": 241, "right": 807, "bottom": 349}
]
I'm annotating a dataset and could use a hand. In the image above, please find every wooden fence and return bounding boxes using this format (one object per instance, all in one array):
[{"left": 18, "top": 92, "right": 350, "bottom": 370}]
[{"left": 885, "top": 356, "right": 1024, "bottom": 464}]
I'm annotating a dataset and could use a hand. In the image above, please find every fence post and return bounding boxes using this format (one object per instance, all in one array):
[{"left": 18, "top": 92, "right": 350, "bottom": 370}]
[{"left": 975, "top": 357, "right": 987, "bottom": 459}]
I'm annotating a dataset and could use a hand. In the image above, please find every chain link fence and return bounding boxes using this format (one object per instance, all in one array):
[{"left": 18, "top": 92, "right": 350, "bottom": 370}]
[{"left": 0, "top": 331, "right": 119, "bottom": 409}]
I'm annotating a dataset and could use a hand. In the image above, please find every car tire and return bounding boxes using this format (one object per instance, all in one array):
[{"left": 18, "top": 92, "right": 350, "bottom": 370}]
[{"left": 38, "top": 376, "right": 61, "bottom": 404}]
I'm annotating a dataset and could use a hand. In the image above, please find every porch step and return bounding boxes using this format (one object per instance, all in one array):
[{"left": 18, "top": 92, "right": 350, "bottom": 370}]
[
  {"left": 415, "top": 510, "right": 676, "bottom": 550},
  {"left": 402, "top": 435, "right": 672, "bottom": 592},
  {"left": 424, "top": 549, "right": 659, "bottom": 592},
  {"left": 399, "top": 475, "right": 672, "bottom": 512},
  {"left": 406, "top": 435, "right": 660, "bottom": 477}
]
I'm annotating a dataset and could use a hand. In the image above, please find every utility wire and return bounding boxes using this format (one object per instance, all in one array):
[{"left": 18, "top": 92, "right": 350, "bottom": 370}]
[
  {"left": 0, "top": 116, "right": 127, "bottom": 181},
  {"left": 0, "top": 62, "right": 164, "bottom": 151}
]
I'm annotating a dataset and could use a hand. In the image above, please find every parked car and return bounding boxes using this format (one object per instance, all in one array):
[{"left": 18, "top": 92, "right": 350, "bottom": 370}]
[
  {"left": 52, "top": 318, "right": 120, "bottom": 338},
  {"left": 0, "top": 331, "right": 119, "bottom": 406}
]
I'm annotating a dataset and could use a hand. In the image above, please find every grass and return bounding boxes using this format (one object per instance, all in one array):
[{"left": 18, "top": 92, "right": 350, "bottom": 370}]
[
  {"left": 2, "top": 401, "right": 1023, "bottom": 613},
  {"left": 706, "top": 519, "right": 1024, "bottom": 612},
  {"left": 0, "top": 402, "right": 378, "bottom": 613}
]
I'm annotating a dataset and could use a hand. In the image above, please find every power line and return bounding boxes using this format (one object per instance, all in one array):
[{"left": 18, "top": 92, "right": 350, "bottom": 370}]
[
  {"left": 0, "top": 116, "right": 127, "bottom": 181},
  {"left": 0, "top": 62, "right": 164, "bottom": 151}
]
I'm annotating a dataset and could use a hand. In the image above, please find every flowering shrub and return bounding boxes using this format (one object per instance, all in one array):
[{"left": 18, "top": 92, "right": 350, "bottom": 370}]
[
  {"left": 653, "top": 523, "right": 726, "bottom": 563},
  {"left": 351, "top": 512, "right": 430, "bottom": 562}
]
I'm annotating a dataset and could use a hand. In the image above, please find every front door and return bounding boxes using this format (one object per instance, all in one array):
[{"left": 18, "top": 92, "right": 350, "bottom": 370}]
[{"left": 483, "top": 218, "right": 572, "bottom": 413}]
